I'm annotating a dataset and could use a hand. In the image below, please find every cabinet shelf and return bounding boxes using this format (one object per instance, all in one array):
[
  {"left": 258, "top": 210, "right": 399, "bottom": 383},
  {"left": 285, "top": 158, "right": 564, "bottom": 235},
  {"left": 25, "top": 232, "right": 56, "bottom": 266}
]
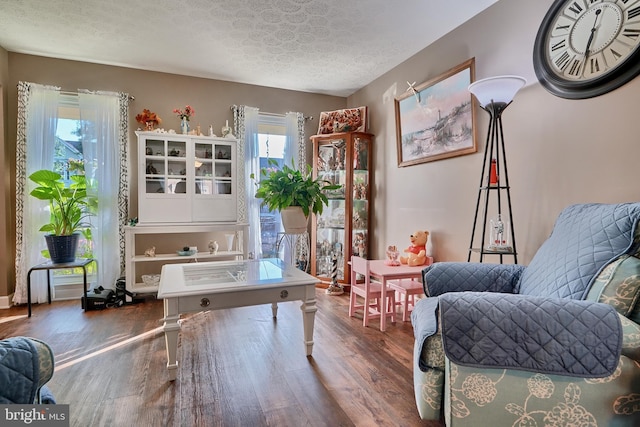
[
  {"left": 131, "top": 250, "right": 243, "bottom": 262},
  {"left": 124, "top": 223, "right": 249, "bottom": 296},
  {"left": 469, "top": 248, "right": 517, "bottom": 255}
]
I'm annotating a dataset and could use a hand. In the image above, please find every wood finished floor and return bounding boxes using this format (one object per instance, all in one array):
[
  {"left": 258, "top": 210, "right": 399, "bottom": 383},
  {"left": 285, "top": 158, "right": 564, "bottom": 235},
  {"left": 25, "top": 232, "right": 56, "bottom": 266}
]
[{"left": 0, "top": 289, "right": 443, "bottom": 427}]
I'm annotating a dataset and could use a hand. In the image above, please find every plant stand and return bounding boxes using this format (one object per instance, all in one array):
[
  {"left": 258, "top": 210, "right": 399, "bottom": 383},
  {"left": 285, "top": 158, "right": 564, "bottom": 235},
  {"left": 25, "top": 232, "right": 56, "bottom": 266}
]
[
  {"left": 276, "top": 231, "right": 310, "bottom": 273},
  {"left": 27, "top": 258, "right": 96, "bottom": 317}
]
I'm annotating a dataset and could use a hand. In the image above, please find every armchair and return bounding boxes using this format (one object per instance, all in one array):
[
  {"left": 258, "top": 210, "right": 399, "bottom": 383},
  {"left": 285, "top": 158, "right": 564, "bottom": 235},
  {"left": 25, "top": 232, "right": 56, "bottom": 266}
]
[
  {"left": 412, "top": 203, "right": 640, "bottom": 426},
  {"left": 0, "top": 336, "right": 56, "bottom": 404}
]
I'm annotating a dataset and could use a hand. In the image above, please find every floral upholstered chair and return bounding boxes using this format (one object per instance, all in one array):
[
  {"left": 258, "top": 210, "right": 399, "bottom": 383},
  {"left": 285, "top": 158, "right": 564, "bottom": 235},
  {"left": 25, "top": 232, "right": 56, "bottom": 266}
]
[{"left": 411, "top": 203, "right": 640, "bottom": 426}]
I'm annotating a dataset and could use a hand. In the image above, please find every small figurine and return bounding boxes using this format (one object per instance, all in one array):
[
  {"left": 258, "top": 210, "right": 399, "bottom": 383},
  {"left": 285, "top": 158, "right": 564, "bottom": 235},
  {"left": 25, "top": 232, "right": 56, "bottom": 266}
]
[
  {"left": 208, "top": 240, "right": 219, "bottom": 255},
  {"left": 297, "top": 253, "right": 308, "bottom": 272},
  {"left": 208, "top": 125, "right": 216, "bottom": 137},
  {"left": 325, "top": 252, "right": 344, "bottom": 295},
  {"left": 221, "top": 120, "right": 231, "bottom": 138},
  {"left": 488, "top": 214, "right": 512, "bottom": 252},
  {"left": 358, "top": 242, "right": 366, "bottom": 257},
  {"left": 385, "top": 245, "right": 400, "bottom": 266},
  {"left": 144, "top": 246, "right": 156, "bottom": 257}
]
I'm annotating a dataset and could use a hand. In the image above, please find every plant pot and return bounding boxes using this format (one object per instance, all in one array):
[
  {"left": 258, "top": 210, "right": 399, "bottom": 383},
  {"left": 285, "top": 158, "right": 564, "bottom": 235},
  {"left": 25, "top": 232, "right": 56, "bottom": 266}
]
[
  {"left": 281, "top": 206, "right": 309, "bottom": 234},
  {"left": 45, "top": 233, "right": 80, "bottom": 264}
]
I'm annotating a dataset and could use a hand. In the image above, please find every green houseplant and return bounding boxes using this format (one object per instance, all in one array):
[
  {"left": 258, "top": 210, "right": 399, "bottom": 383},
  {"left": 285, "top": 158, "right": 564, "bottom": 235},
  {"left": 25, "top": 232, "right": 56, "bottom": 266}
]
[
  {"left": 29, "top": 169, "right": 97, "bottom": 263},
  {"left": 252, "top": 159, "right": 341, "bottom": 233}
]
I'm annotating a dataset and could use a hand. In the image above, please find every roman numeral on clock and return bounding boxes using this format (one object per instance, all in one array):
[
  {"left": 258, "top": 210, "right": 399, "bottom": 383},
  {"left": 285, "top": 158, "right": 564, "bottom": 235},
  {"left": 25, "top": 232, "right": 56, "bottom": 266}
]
[
  {"left": 555, "top": 51, "right": 571, "bottom": 70},
  {"left": 568, "top": 59, "right": 581, "bottom": 75},
  {"left": 629, "top": 6, "right": 640, "bottom": 19},
  {"left": 590, "top": 57, "right": 601, "bottom": 73},
  {"left": 551, "top": 39, "right": 567, "bottom": 51},
  {"left": 610, "top": 48, "right": 623, "bottom": 60},
  {"left": 623, "top": 28, "right": 640, "bottom": 40},
  {"left": 568, "top": 2, "right": 583, "bottom": 15}
]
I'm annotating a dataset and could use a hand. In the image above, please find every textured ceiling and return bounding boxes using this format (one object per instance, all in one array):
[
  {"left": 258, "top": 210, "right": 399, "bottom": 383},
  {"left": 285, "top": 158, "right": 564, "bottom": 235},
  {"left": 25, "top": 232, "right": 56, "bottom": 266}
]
[{"left": 0, "top": 0, "right": 497, "bottom": 97}]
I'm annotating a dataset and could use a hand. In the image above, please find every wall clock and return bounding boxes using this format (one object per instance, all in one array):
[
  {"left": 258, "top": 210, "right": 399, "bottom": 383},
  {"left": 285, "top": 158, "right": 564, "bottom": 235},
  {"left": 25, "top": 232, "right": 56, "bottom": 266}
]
[{"left": 533, "top": 0, "right": 640, "bottom": 99}]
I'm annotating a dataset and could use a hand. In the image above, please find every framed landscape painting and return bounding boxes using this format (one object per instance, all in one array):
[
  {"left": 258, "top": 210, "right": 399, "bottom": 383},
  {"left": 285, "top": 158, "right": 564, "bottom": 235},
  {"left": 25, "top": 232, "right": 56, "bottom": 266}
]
[{"left": 395, "top": 58, "right": 477, "bottom": 167}]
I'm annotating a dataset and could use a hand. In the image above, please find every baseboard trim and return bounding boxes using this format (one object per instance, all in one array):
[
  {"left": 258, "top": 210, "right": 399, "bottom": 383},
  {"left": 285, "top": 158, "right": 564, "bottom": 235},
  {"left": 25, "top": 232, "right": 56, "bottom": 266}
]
[{"left": 0, "top": 293, "right": 14, "bottom": 309}]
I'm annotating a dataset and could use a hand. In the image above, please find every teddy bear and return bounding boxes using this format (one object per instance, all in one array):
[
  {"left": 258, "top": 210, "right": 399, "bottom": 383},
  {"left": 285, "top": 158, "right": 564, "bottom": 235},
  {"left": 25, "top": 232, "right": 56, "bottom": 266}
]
[{"left": 400, "top": 230, "right": 430, "bottom": 266}]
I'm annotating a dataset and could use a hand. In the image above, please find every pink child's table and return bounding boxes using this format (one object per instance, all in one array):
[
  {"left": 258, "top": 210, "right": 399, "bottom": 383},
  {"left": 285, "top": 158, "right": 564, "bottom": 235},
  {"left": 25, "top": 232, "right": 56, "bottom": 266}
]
[{"left": 367, "top": 257, "right": 432, "bottom": 331}]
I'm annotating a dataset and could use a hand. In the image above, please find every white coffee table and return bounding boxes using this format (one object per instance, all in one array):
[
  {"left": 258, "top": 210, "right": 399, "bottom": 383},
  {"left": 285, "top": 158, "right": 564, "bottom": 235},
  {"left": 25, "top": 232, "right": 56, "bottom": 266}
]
[{"left": 157, "top": 258, "right": 319, "bottom": 380}]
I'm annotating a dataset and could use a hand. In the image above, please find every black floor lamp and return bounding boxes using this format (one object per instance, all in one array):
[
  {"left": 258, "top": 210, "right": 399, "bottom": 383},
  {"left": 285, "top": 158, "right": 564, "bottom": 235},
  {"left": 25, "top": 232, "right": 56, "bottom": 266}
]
[{"left": 467, "top": 75, "right": 526, "bottom": 263}]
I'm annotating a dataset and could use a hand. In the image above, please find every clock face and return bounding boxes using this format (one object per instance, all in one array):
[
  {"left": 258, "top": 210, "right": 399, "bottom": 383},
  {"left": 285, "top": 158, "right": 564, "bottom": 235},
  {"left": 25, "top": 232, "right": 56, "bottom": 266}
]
[{"left": 534, "top": 0, "right": 640, "bottom": 99}]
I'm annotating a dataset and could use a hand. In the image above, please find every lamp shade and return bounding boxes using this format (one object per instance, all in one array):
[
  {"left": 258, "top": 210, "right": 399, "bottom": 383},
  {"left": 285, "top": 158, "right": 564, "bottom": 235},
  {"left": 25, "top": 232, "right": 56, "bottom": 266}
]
[{"left": 468, "top": 75, "right": 526, "bottom": 107}]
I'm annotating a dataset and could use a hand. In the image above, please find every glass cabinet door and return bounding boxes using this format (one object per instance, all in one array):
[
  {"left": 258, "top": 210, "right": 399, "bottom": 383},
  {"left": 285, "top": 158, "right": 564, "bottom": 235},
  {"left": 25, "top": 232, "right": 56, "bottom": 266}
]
[
  {"left": 193, "top": 141, "right": 234, "bottom": 196},
  {"left": 311, "top": 132, "right": 372, "bottom": 284},
  {"left": 213, "top": 143, "right": 233, "bottom": 195},
  {"left": 351, "top": 135, "right": 369, "bottom": 261},
  {"left": 144, "top": 138, "right": 187, "bottom": 194}
]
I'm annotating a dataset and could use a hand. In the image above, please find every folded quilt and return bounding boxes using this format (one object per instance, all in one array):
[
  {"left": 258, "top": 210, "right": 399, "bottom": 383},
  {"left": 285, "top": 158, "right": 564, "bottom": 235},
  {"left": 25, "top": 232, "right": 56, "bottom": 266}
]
[{"left": 439, "top": 292, "right": 622, "bottom": 377}]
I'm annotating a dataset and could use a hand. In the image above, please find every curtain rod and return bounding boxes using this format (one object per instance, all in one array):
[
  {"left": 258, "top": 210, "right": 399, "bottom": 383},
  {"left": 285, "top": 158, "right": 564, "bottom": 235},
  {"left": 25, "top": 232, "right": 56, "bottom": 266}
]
[
  {"left": 230, "top": 105, "right": 312, "bottom": 121},
  {"left": 17, "top": 84, "right": 135, "bottom": 101},
  {"left": 59, "top": 90, "right": 135, "bottom": 101}
]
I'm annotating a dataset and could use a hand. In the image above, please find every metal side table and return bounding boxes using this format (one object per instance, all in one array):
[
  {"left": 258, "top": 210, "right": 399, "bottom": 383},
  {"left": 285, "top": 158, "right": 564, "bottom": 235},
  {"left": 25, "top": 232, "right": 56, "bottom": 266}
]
[{"left": 27, "top": 258, "right": 96, "bottom": 317}]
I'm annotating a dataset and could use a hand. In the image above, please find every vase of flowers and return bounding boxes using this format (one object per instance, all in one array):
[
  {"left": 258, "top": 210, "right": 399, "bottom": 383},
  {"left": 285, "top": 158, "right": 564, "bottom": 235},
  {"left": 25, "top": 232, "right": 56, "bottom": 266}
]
[
  {"left": 135, "top": 109, "right": 162, "bottom": 131},
  {"left": 251, "top": 159, "right": 341, "bottom": 233},
  {"left": 173, "top": 105, "right": 195, "bottom": 134}
]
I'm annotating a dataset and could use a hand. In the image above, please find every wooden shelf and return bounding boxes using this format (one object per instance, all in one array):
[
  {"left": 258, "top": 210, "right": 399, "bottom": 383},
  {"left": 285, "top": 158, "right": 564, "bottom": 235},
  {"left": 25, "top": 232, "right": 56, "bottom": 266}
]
[{"left": 132, "top": 250, "right": 243, "bottom": 262}]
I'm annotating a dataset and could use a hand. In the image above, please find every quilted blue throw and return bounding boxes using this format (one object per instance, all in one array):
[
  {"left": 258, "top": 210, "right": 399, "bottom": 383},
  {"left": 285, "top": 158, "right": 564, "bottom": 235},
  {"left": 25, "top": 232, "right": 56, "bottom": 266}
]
[
  {"left": 439, "top": 292, "right": 622, "bottom": 377},
  {"left": 0, "top": 337, "right": 41, "bottom": 404}
]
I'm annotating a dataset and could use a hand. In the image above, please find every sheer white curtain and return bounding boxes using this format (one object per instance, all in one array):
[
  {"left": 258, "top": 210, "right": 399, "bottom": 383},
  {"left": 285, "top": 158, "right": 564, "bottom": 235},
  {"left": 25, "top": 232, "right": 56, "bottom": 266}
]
[
  {"left": 78, "top": 91, "right": 124, "bottom": 292},
  {"left": 234, "top": 105, "right": 261, "bottom": 258},
  {"left": 14, "top": 83, "right": 60, "bottom": 304},
  {"left": 14, "top": 83, "right": 129, "bottom": 305},
  {"left": 283, "top": 112, "right": 307, "bottom": 264}
]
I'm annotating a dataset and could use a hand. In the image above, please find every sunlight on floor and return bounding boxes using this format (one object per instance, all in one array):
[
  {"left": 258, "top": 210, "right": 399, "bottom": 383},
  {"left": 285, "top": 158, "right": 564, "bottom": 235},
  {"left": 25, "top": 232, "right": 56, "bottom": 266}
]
[
  {"left": 0, "top": 314, "right": 28, "bottom": 324},
  {"left": 55, "top": 326, "right": 164, "bottom": 371}
]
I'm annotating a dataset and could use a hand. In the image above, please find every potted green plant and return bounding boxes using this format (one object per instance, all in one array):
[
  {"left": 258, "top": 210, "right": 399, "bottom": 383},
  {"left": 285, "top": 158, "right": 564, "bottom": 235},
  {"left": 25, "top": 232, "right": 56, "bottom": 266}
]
[
  {"left": 29, "top": 169, "right": 97, "bottom": 263},
  {"left": 252, "top": 159, "right": 341, "bottom": 233}
]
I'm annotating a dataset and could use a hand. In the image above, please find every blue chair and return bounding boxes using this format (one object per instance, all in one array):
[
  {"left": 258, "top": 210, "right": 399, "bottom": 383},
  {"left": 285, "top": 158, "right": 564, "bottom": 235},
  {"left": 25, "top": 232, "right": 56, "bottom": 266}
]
[
  {"left": 412, "top": 203, "right": 640, "bottom": 426},
  {"left": 0, "top": 336, "right": 56, "bottom": 404}
]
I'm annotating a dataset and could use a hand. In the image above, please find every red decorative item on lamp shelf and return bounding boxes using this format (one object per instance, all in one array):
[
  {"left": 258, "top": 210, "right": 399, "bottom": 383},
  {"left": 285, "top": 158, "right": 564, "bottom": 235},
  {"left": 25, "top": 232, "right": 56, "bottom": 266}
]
[{"left": 489, "top": 158, "right": 499, "bottom": 186}]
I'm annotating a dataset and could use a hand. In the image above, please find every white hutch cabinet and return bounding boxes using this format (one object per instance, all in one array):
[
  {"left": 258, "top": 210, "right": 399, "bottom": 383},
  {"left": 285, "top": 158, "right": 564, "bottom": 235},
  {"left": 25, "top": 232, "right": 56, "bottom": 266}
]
[
  {"left": 137, "top": 131, "right": 237, "bottom": 223},
  {"left": 125, "top": 132, "right": 248, "bottom": 294}
]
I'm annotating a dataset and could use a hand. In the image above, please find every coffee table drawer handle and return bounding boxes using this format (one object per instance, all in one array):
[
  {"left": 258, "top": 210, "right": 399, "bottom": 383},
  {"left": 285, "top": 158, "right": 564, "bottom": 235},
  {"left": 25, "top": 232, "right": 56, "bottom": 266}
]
[
  {"left": 200, "top": 298, "right": 210, "bottom": 307},
  {"left": 280, "top": 290, "right": 288, "bottom": 299}
]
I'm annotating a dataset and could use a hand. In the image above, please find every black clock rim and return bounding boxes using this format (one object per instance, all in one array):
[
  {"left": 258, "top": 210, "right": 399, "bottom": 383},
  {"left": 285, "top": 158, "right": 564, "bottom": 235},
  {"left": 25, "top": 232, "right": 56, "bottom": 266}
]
[{"left": 533, "top": 0, "right": 640, "bottom": 99}]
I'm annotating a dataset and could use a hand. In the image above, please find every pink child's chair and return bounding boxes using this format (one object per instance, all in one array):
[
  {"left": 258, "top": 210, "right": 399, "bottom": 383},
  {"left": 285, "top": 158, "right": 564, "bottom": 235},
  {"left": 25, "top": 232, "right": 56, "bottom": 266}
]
[
  {"left": 349, "top": 256, "right": 396, "bottom": 328},
  {"left": 388, "top": 278, "right": 423, "bottom": 322}
]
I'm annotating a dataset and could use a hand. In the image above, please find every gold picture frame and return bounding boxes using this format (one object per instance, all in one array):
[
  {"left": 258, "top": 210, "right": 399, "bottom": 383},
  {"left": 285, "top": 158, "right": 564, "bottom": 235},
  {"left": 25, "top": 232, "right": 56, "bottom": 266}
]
[{"left": 395, "top": 58, "right": 477, "bottom": 167}]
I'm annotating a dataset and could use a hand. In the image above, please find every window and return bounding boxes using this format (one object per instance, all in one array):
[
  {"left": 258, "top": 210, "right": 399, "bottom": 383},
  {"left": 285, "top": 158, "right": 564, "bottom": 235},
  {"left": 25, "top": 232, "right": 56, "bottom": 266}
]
[
  {"left": 15, "top": 83, "right": 126, "bottom": 306},
  {"left": 51, "top": 98, "right": 96, "bottom": 287},
  {"left": 257, "top": 116, "right": 286, "bottom": 258}
]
